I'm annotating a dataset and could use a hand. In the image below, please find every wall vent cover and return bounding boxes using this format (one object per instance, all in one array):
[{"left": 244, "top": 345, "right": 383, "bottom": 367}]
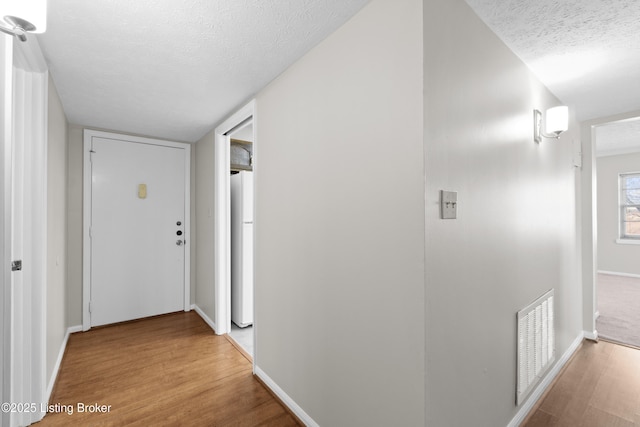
[{"left": 516, "top": 288, "right": 555, "bottom": 406}]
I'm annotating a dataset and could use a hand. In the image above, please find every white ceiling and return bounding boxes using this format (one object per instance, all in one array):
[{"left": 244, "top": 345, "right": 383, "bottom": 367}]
[
  {"left": 465, "top": 0, "right": 640, "bottom": 154},
  {"left": 37, "top": 1, "right": 640, "bottom": 150},
  {"left": 37, "top": 0, "right": 369, "bottom": 142},
  {"left": 596, "top": 119, "right": 640, "bottom": 157}
]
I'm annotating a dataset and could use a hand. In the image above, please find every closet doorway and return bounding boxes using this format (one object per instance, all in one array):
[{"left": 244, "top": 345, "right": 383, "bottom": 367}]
[
  {"left": 228, "top": 124, "right": 254, "bottom": 358},
  {"left": 213, "top": 100, "right": 256, "bottom": 363}
]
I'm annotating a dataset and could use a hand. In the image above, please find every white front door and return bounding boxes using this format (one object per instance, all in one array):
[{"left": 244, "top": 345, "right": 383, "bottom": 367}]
[{"left": 87, "top": 133, "right": 188, "bottom": 327}]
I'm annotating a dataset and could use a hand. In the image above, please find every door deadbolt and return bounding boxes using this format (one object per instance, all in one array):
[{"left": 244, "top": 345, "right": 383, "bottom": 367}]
[{"left": 176, "top": 230, "right": 183, "bottom": 236}]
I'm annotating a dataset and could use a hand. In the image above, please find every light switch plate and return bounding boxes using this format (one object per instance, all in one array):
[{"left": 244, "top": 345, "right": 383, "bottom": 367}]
[
  {"left": 572, "top": 138, "right": 582, "bottom": 168},
  {"left": 440, "top": 190, "right": 457, "bottom": 219}
]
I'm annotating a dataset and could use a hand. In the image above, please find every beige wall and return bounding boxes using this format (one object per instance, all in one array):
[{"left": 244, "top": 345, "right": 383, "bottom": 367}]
[
  {"left": 194, "top": 130, "right": 216, "bottom": 319},
  {"left": 46, "top": 74, "right": 69, "bottom": 381},
  {"left": 597, "top": 152, "right": 640, "bottom": 276},
  {"left": 66, "top": 125, "right": 197, "bottom": 326},
  {"left": 254, "top": 0, "right": 425, "bottom": 425},
  {"left": 67, "top": 124, "right": 83, "bottom": 326},
  {"left": 424, "top": 1, "right": 582, "bottom": 426}
]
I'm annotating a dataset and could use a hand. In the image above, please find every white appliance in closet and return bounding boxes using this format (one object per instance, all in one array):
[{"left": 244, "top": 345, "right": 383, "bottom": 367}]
[{"left": 230, "top": 170, "right": 253, "bottom": 327}]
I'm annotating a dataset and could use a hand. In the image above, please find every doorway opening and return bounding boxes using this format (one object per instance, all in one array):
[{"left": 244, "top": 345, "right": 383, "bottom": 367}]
[
  {"left": 82, "top": 130, "right": 192, "bottom": 330},
  {"left": 213, "top": 100, "right": 256, "bottom": 363},
  {"left": 592, "top": 116, "right": 640, "bottom": 348},
  {"left": 228, "top": 123, "right": 254, "bottom": 358}
]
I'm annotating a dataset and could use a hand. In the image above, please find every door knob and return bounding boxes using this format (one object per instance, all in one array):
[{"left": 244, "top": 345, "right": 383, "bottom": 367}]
[{"left": 176, "top": 240, "right": 184, "bottom": 246}]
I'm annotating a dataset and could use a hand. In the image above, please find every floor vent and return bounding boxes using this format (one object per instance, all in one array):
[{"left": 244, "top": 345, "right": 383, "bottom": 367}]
[{"left": 516, "top": 289, "right": 555, "bottom": 406}]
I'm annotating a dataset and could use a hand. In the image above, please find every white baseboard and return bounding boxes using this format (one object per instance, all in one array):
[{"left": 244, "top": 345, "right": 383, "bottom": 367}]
[
  {"left": 506, "top": 332, "right": 584, "bottom": 427},
  {"left": 46, "top": 325, "right": 82, "bottom": 403},
  {"left": 193, "top": 305, "right": 217, "bottom": 334},
  {"left": 67, "top": 325, "right": 82, "bottom": 334},
  {"left": 254, "top": 366, "right": 319, "bottom": 427},
  {"left": 598, "top": 270, "right": 640, "bottom": 279},
  {"left": 584, "top": 330, "right": 598, "bottom": 341}
]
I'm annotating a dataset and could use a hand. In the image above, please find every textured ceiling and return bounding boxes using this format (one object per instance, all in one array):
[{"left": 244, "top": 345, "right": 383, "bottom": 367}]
[
  {"left": 465, "top": 0, "right": 640, "bottom": 123},
  {"left": 465, "top": 0, "right": 640, "bottom": 156},
  {"left": 36, "top": 1, "right": 640, "bottom": 149},
  {"left": 37, "top": 0, "right": 370, "bottom": 142},
  {"left": 596, "top": 119, "right": 640, "bottom": 157}
]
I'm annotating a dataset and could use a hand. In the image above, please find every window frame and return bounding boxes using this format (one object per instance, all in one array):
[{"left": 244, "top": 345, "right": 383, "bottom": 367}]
[{"left": 619, "top": 172, "right": 640, "bottom": 241}]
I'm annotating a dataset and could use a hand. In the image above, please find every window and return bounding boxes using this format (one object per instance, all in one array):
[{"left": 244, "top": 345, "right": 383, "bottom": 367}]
[{"left": 620, "top": 172, "right": 640, "bottom": 239}]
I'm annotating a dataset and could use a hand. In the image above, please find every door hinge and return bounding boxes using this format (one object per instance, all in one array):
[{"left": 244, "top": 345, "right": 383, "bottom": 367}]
[{"left": 11, "top": 260, "right": 22, "bottom": 271}]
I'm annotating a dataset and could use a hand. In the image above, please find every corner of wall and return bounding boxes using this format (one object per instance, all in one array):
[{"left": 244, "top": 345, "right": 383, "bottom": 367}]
[
  {"left": 193, "top": 130, "right": 216, "bottom": 321},
  {"left": 46, "top": 74, "right": 71, "bottom": 382},
  {"left": 66, "top": 124, "right": 85, "bottom": 328}
]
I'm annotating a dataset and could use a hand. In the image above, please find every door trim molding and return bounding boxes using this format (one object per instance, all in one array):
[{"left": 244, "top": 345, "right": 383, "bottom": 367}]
[
  {"left": 213, "top": 100, "right": 255, "bottom": 339},
  {"left": 0, "top": 35, "right": 13, "bottom": 427},
  {"left": 82, "top": 129, "right": 191, "bottom": 331},
  {"left": 579, "top": 110, "right": 640, "bottom": 340},
  {"left": 8, "top": 38, "right": 49, "bottom": 425}
]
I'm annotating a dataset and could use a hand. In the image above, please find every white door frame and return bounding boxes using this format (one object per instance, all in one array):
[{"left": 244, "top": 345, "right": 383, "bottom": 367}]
[
  {"left": 0, "top": 34, "right": 13, "bottom": 427},
  {"left": 580, "top": 110, "right": 640, "bottom": 340},
  {"left": 82, "top": 130, "right": 191, "bottom": 331},
  {"left": 4, "top": 35, "right": 49, "bottom": 426},
  {"left": 213, "top": 100, "right": 255, "bottom": 341}
]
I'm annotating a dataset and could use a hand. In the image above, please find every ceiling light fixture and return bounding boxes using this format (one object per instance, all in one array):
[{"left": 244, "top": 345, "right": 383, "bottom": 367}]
[
  {"left": 533, "top": 106, "right": 568, "bottom": 144},
  {"left": 0, "top": 0, "right": 47, "bottom": 42}
]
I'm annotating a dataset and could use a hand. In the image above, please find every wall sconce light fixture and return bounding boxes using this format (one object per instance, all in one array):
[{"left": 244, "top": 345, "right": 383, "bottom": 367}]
[
  {"left": 0, "top": 0, "right": 47, "bottom": 42},
  {"left": 533, "top": 106, "right": 568, "bottom": 144}
]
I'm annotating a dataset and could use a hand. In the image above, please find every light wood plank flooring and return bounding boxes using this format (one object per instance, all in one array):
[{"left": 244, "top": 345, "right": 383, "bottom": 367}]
[
  {"left": 37, "top": 312, "right": 300, "bottom": 426},
  {"left": 523, "top": 340, "right": 640, "bottom": 427}
]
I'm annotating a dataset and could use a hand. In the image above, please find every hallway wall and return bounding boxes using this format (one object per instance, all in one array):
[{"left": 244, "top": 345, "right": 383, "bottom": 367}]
[
  {"left": 254, "top": 0, "right": 425, "bottom": 425},
  {"left": 193, "top": 129, "right": 216, "bottom": 321},
  {"left": 67, "top": 124, "right": 82, "bottom": 326},
  {"left": 423, "top": 0, "right": 582, "bottom": 426},
  {"left": 46, "top": 74, "right": 69, "bottom": 382}
]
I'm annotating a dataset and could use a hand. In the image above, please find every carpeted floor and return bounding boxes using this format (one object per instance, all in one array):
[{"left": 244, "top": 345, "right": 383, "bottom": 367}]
[{"left": 597, "top": 273, "right": 640, "bottom": 348}]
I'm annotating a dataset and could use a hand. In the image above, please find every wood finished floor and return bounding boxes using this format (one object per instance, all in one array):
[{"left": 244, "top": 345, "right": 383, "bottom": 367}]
[
  {"left": 523, "top": 340, "right": 640, "bottom": 427},
  {"left": 37, "top": 312, "right": 300, "bottom": 426}
]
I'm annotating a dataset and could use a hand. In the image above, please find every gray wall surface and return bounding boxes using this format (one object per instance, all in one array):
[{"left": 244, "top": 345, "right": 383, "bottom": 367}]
[
  {"left": 46, "top": 74, "right": 69, "bottom": 382},
  {"left": 194, "top": 129, "right": 216, "bottom": 321},
  {"left": 424, "top": 0, "right": 582, "bottom": 426},
  {"left": 254, "top": 0, "right": 426, "bottom": 425}
]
